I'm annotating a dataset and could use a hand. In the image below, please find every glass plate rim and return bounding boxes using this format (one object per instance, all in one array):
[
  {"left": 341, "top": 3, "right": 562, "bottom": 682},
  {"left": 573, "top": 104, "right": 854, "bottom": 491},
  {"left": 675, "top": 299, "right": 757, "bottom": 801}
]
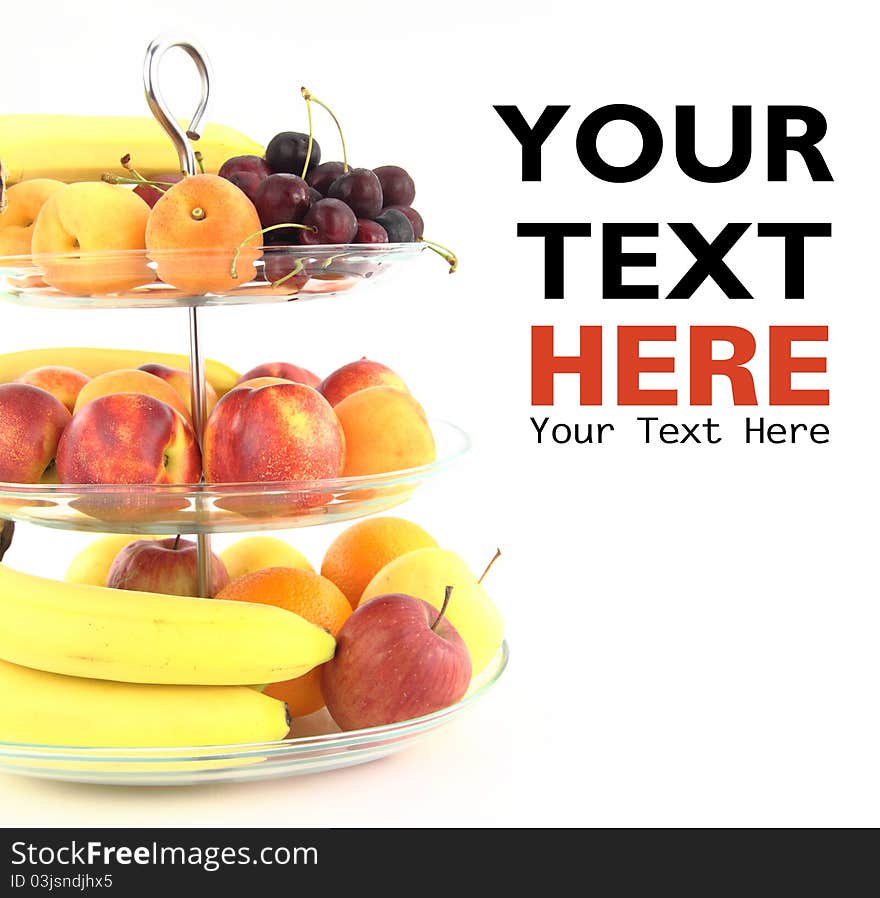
[
  {"left": 0, "top": 417, "right": 470, "bottom": 498},
  {"left": 0, "top": 642, "right": 509, "bottom": 761},
  {"left": 0, "top": 243, "right": 427, "bottom": 266}
]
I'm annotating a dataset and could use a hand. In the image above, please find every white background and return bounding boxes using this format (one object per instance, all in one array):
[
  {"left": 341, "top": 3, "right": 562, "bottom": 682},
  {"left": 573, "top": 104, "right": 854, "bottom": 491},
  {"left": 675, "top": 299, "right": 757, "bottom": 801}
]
[{"left": 0, "top": 0, "right": 876, "bottom": 826}]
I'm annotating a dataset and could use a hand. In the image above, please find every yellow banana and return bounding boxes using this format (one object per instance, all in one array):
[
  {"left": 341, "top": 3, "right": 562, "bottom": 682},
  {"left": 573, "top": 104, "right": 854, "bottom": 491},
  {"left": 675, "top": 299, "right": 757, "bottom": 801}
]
[
  {"left": 0, "top": 563, "right": 336, "bottom": 685},
  {"left": 0, "top": 347, "right": 239, "bottom": 396},
  {"left": 0, "top": 115, "right": 264, "bottom": 185},
  {"left": 0, "top": 658, "right": 289, "bottom": 747}
]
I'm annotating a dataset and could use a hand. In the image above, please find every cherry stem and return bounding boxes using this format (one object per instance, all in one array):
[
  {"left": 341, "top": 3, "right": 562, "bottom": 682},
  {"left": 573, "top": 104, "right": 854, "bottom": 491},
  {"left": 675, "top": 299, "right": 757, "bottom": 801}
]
[
  {"left": 230, "top": 223, "right": 317, "bottom": 279},
  {"left": 172, "top": 534, "right": 182, "bottom": 551},
  {"left": 101, "top": 173, "right": 177, "bottom": 190},
  {"left": 418, "top": 236, "right": 459, "bottom": 273},
  {"left": 301, "top": 86, "right": 348, "bottom": 172},
  {"left": 431, "top": 585, "right": 454, "bottom": 632},
  {"left": 301, "top": 96, "right": 315, "bottom": 179},
  {"left": 270, "top": 258, "right": 305, "bottom": 289},
  {"left": 478, "top": 548, "right": 502, "bottom": 585},
  {"left": 194, "top": 151, "right": 206, "bottom": 175}
]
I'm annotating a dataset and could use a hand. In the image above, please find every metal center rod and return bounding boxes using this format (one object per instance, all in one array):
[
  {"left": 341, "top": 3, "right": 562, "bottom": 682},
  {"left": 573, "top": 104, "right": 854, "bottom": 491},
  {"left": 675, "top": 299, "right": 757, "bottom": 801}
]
[{"left": 188, "top": 306, "right": 211, "bottom": 598}]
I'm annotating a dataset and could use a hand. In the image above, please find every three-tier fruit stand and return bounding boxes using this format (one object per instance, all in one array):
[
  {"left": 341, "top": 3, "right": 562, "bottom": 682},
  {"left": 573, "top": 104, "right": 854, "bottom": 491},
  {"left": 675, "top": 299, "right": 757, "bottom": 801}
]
[{"left": 0, "top": 38, "right": 507, "bottom": 784}]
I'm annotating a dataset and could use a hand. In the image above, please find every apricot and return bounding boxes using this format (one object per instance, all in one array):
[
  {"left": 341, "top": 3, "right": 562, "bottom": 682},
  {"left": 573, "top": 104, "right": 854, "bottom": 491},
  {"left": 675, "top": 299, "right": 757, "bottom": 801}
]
[
  {"left": 0, "top": 179, "right": 65, "bottom": 256},
  {"left": 334, "top": 386, "right": 436, "bottom": 476},
  {"left": 31, "top": 182, "right": 151, "bottom": 294},
  {"left": 73, "top": 369, "right": 191, "bottom": 423},
  {"left": 145, "top": 174, "right": 262, "bottom": 295}
]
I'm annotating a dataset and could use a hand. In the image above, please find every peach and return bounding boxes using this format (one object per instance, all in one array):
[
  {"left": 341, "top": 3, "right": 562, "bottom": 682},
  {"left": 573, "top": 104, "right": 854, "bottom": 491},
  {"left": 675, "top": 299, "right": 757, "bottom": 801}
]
[
  {"left": 73, "top": 369, "right": 190, "bottom": 423},
  {"left": 334, "top": 386, "right": 435, "bottom": 476},
  {"left": 145, "top": 174, "right": 262, "bottom": 294},
  {"left": 0, "top": 383, "right": 71, "bottom": 482},
  {"left": 137, "top": 363, "right": 219, "bottom": 418},
  {"left": 56, "top": 393, "right": 201, "bottom": 485},
  {"left": 15, "top": 365, "right": 90, "bottom": 413},
  {"left": 0, "top": 179, "right": 65, "bottom": 256},
  {"left": 204, "top": 381, "right": 344, "bottom": 502},
  {"left": 236, "top": 362, "right": 321, "bottom": 389},
  {"left": 31, "top": 182, "right": 151, "bottom": 294},
  {"left": 319, "top": 358, "right": 408, "bottom": 407}
]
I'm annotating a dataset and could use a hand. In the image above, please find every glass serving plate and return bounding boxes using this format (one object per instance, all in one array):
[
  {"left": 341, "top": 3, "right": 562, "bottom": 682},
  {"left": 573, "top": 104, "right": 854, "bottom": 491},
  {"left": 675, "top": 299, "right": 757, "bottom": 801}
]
[
  {"left": 0, "top": 643, "right": 508, "bottom": 786},
  {"left": 0, "top": 243, "right": 427, "bottom": 309},
  {"left": 0, "top": 418, "right": 469, "bottom": 534}
]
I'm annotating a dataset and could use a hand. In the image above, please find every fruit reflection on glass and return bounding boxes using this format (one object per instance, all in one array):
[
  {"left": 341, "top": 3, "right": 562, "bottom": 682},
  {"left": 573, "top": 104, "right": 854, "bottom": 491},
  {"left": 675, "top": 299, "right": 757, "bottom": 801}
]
[
  {"left": 0, "top": 383, "right": 71, "bottom": 483},
  {"left": 107, "top": 536, "right": 229, "bottom": 598},
  {"left": 14, "top": 365, "right": 90, "bottom": 413},
  {"left": 31, "top": 182, "right": 152, "bottom": 294},
  {"left": 322, "top": 587, "right": 471, "bottom": 731},
  {"left": 145, "top": 173, "right": 262, "bottom": 294},
  {"left": 217, "top": 566, "right": 351, "bottom": 719}
]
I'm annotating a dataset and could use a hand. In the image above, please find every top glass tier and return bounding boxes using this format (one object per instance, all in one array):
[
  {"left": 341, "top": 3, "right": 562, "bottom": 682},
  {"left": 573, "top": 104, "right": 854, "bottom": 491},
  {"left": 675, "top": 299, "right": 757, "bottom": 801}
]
[{"left": 0, "top": 243, "right": 426, "bottom": 310}]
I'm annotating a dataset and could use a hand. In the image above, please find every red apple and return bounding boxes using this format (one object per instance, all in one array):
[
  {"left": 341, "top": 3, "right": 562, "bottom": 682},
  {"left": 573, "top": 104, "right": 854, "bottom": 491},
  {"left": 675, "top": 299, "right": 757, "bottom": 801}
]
[
  {"left": 236, "top": 362, "right": 321, "bottom": 389},
  {"left": 0, "top": 383, "right": 71, "bottom": 482},
  {"left": 15, "top": 366, "right": 90, "bottom": 413},
  {"left": 319, "top": 358, "right": 408, "bottom": 407},
  {"left": 321, "top": 589, "right": 472, "bottom": 730},
  {"left": 56, "top": 393, "right": 201, "bottom": 484},
  {"left": 137, "top": 363, "right": 219, "bottom": 417},
  {"left": 107, "top": 536, "right": 229, "bottom": 597}
]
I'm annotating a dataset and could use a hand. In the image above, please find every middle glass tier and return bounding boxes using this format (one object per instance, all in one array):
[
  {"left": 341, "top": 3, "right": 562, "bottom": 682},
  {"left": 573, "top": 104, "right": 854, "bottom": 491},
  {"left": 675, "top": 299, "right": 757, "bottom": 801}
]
[{"left": 0, "top": 419, "right": 469, "bottom": 535}]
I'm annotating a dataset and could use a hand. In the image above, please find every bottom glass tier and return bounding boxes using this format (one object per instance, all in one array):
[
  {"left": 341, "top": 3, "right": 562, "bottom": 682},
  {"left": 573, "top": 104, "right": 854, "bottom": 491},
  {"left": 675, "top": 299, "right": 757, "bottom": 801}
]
[{"left": 0, "top": 643, "right": 508, "bottom": 786}]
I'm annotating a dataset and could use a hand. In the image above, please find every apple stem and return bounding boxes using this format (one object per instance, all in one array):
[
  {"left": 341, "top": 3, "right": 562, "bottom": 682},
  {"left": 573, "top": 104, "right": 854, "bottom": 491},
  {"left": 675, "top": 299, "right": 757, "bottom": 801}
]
[
  {"left": 230, "top": 223, "right": 317, "bottom": 279},
  {"left": 431, "top": 585, "right": 454, "bottom": 632},
  {"left": 418, "top": 237, "right": 459, "bottom": 273},
  {"left": 478, "top": 548, "right": 502, "bottom": 585},
  {"left": 301, "top": 86, "right": 349, "bottom": 173},
  {"left": 172, "top": 534, "right": 182, "bottom": 551}
]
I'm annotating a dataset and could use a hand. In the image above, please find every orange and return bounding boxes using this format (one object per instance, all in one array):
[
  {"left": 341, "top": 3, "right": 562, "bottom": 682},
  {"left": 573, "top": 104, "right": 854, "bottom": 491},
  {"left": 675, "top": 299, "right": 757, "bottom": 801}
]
[
  {"left": 215, "top": 567, "right": 351, "bottom": 717},
  {"left": 145, "top": 174, "right": 262, "bottom": 294},
  {"left": 320, "top": 516, "right": 438, "bottom": 608}
]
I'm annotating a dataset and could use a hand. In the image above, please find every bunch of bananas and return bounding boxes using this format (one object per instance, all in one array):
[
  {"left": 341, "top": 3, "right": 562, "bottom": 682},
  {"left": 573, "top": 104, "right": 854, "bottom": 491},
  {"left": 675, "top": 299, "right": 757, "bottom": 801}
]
[
  {"left": 0, "top": 114, "right": 264, "bottom": 185},
  {"left": 0, "top": 346, "right": 240, "bottom": 397},
  {"left": 0, "top": 563, "right": 336, "bottom": 748}
]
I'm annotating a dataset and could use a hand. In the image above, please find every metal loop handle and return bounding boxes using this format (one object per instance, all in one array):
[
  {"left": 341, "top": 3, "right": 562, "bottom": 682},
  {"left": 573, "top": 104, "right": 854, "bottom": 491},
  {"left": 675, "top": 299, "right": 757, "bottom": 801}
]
[{"left": 143, "top": 37, "right": 212, "bottom": 176}]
